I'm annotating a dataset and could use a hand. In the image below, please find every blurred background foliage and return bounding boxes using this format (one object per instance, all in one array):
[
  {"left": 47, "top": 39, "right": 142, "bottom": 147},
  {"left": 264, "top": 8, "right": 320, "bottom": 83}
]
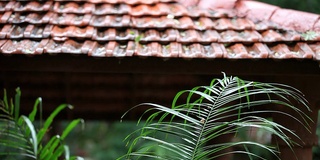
[
  {"left": 62, "top": 121, "right": 138, "bottom": 160},
  {"left": 313, "top": 111, "right": 320, "bottom": 160},
  {"left": 62, "top": 121, "right": 188, "bottom": 160},
  {"left": 258, "top": 0, "right": 320, "bottom": 14},
  {"left": 62, "top": 121, "right": 279, "bottom": 160},
  {"left": 62, "top": 117, "right": 319, "bottom": 160}
]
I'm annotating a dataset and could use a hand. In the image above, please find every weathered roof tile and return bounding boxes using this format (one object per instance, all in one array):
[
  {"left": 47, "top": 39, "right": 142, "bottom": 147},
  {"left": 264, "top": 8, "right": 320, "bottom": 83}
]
[
  {"left": 204, "top": 43, "right": 225, "bottom": 58},
  {"left": 314, "top": 19, "right": 320, "bottom": 31},
  {"left": 131, "top": 3, "right": 171, "bottom": 16},
  {"left": 0, "top": 11, "right": 12, "bottom": 23},
  {"left": 248, "top": 43, "right": 269, "bottom": 58},
  {"left": 168, "top": 3, "right": 190, "bottom": 17},
  {"left": 261, "top": 30, "right": 282, "bottom": 42},
  {"left": 295, "top": 42, "right": 315, "bottom": 59},
  {"left": 23, "top": 24, "right": 52, "bottom": 39},
  {"left": 7, "top": 25, "right": 25, "bottom": 39},
  {"left": 270, "top": 9, "right": 319, "bottom": 32},
  {"left": 14, "top": 1, "right": 53, "bottom": 12},
  {"left": 177, "top": 30, "right": 200, "bottom": 43},
  {"left": 61, "top": 39, "right": 92, "bottom": 54},
  {"left": 44, "top": 39, "right": 63, "bottom": 54},
  {"left": 135, "top": 42, "right": 158, "bottom": 57},
  {"left": 225, "top": 43, "right": 252, "bottom": 59},
  {"left": 309, "top": 42, "right": 320, "bottom": 60},
  {"left": 0, "top": 2, "right": 13, "bottom": 12},
  {"left": 1, "top": 39, "right": 49, "bottom": 54},
  {"left": 219, "top": 30, "right": 260, "bottom": 43},
  {"left": 0, "top": 24, "right": 11, "bottom": 38},
  {"left": 93, "top": 3, "right": 131, "bottom": 15},
  {"left": 92, "top": 28, "right": 115, "bottom": 41},
  {"left": 199, "top": 30, "right": 220, "bottom": 43},
  {"left": 198, "top": 0, "right": 236, "bottom": 10},
  {"left": 235, "top": 0, "right": 279, "bottom": 22},
  {"left": 53, "top": 2, "right": 95, "bottom": 14},
  {"left": 159, "top": 29, "right": 179, "bottom": 42}
]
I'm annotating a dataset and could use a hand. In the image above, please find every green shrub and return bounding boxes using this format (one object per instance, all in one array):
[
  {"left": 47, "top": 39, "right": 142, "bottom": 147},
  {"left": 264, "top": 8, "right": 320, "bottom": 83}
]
[{"left": 0, "top": 88, "right": 83, "bottom": 160}]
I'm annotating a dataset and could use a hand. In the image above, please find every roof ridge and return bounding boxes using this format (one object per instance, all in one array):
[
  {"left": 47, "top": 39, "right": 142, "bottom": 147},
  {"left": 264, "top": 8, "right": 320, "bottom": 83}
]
[
  {"left": 178, "top": 0, "right": 320, "bottom": 32},
  {"left": 236, "top": 0, "right": 319, "bottom": 32},
  {"left": 313, "top": 17, "right": 320, "bottom": 31}
]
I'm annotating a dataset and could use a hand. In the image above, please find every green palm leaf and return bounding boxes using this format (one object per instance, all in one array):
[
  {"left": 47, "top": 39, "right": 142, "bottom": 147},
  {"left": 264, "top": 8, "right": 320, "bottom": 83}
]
[
  {"left": 0, "top": 88, "right": 83, "bottom": 160},
  {"left": 120, "top": 74, "right": 311, "bottom": 160}
]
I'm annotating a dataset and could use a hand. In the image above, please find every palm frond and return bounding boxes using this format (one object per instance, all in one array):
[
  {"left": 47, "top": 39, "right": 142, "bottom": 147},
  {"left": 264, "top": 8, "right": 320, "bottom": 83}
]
[
  {"left": 120, "top": 74, "right": 311, "bottom": 160},
  {"left": 0, "top": 88, "right": 83, "bottom": 160}
]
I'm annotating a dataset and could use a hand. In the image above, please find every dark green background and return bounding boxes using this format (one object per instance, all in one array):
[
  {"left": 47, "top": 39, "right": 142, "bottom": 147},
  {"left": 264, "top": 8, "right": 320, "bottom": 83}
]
[{"left": 258, "top": 0, "right": 320, "bottom": 14}]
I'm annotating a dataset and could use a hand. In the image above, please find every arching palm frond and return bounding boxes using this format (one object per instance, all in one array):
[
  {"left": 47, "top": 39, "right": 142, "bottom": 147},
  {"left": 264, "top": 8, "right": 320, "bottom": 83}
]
[
  {"left": 120, "top": 74, "right": 311, "bottom": 160},
  {"left": 0, "top": 88, "right": 84, "bottom": 160}
]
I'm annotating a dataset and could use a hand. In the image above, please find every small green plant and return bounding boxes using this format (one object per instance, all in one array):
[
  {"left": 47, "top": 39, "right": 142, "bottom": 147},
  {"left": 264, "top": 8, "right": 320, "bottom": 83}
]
[
  {"left": 135, "top": 33, "right": 144, "bottom": 45},
  {"left": 301, "top": 31, "right": 319, "bottom": 40},
  {"left": 119, "top": 74, "right": 311, "bottom": 160},
  {"left": 0, "top": 88, "right": 83, "bottom": 160}
]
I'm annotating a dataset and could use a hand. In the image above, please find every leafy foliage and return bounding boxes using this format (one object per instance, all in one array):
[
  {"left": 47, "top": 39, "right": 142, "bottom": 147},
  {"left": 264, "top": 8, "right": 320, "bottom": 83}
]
[
  {"left": 301, "top": 31, "right": 319, "bottom": 41},
  {"left": 120, "top": 74, "right": 311, "bottom": 160},
  {"left": 258, "top": 0, "right": 320, "bottom": 14},
  {"left": 0, "top": 88, "right": 83, "bottom": 160},
  {"left": 64, "top": 121, "right": 145, "bottom": 160}
]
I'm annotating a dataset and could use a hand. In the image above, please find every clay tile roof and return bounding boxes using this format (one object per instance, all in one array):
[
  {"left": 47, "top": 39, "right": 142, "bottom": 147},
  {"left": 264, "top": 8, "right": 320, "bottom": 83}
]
[{"left": 0, "top": 0, "right": 319, "bottom": 60}]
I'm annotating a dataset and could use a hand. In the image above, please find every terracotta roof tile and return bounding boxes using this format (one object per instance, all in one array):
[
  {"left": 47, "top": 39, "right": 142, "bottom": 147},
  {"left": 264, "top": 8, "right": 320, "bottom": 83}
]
[
  {"left": 0, "top": 39, "right": 6, "bottom": 49},
  {"left": 198, "top": 0, "right": 236, "bottom": 10},
  {"left": 204, "top": 43, "right": 225, "bottom": 58},
  {"left": 270, "top": 9, "right": 319, "bottom": 32},
  {"left": 261, "top": 30, "right": 302, "bottom": 42},
  {"left": 50, "top": 13, "right": 91, "bottom": 26},
  {"left": 0, "top": 39, "right": 48, "bottom": 54},
  {"left": 44, "top": 39, "right": 63, "bottom": 54},
  {"left": 0, "top": 11, "right": 12, "bottom": 23},
  {"left": 268, "top": 43, "right": 315, "bottom": 59},
  {"left": 61, "top": 39, "right": 94, "bottom": 54},
  {"left": 0, "top": 24, "right": 10, "bottom": 38},
  {"left": 136, "top": 42, "right": 161, "bottom": 57},
  {"left": 179, "top": 43, "right": 203, "bottom": 58},
  {"left": 131, "top": 3, "right": 172, "bottom": 16},
  {"left": 0, "top": 2, "right": 14, "bottom": 12},
  {"left": 309, "top": 42, "right": 320, "bottom": 60},
  {"left": 94, "top": 3, "right": 130, "bottom": 15},
  {"left": 314, "top": 19, "right": 320, "bottom": 31},
  {"left": 235, "top": 0, "right": 279, "bottom": 22},
  {"left": 14, "top": 1, "right": 53, "bottom": 12},
  {"left": 7, "top": 25, "right": 25, "bottom": 39},
  {"left": 91, "top": 15, "right": 131, "bottom": 27},
  {"left": 53, "top": 2, "right": 95, "bottom": 14},
  {"left": 0, "top": 0, "right": 318, "bottom": 61},
  {"left": 24, "top": 25, "right": 52, "bottom": 39},
  {"left": 295, "top": 42, "right": 315, "bottom": 59}
]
